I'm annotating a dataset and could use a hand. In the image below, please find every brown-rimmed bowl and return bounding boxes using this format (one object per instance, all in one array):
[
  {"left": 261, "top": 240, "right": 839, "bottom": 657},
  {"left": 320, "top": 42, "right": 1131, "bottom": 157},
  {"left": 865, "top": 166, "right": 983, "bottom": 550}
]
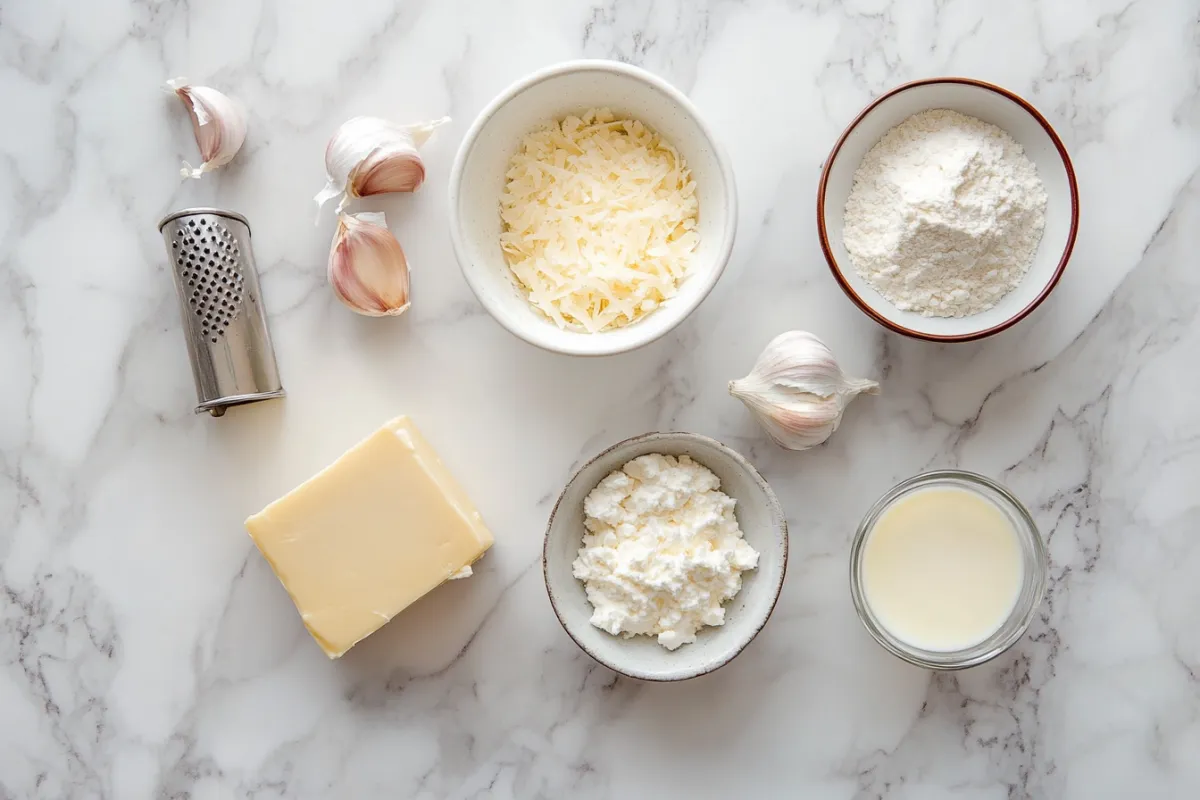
[
  {"left": 817, "top": 77, "right": 1079, "bottom": 342},
  {"left": 543, "top": 432, "right": 788, "bottom": 681}
]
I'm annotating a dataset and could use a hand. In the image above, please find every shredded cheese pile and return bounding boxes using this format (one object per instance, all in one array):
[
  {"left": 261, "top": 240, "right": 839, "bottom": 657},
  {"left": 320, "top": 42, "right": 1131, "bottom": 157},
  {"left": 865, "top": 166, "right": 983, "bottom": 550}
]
[{"left": 499, "top": 108, "right": 699, "bottom": 332}]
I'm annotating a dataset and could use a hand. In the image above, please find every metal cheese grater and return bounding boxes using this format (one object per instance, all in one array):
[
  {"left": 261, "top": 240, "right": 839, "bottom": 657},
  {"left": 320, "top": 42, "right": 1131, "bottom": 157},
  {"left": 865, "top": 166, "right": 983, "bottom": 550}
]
[{"left": 158, "top": 208, "right": 284, "bottom": 416}]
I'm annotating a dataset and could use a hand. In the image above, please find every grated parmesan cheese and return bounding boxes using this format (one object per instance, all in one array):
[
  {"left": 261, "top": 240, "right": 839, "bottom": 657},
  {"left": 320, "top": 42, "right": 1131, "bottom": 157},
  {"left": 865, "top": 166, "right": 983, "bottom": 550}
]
[{"left": 499, "top": 108, "right": 699, "bottom": 332}]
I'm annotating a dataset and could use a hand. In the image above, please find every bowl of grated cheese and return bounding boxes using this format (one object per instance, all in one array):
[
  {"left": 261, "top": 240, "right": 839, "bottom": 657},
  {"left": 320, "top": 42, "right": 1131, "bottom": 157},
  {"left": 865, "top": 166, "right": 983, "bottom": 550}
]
[{"left": 450, "top": 60, "right": 737, "bottom": 356}]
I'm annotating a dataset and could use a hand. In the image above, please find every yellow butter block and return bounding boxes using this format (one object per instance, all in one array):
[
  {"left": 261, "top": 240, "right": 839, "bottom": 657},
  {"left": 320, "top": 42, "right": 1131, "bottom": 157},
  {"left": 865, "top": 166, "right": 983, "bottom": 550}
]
[{"left": 245, "top": 416, "right": 494, "bottom": 658}]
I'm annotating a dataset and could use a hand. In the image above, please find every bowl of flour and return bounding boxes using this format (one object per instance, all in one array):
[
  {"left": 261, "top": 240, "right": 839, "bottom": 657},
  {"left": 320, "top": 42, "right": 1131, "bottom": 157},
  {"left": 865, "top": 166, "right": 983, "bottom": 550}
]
[{"left": 818, "top": 78, "right": 1079, "bottom": 341}]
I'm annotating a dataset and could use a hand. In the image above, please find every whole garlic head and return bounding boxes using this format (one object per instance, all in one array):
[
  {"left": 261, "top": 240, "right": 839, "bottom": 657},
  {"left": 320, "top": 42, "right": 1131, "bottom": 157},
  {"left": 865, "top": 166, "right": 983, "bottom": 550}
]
[{"left": 729, "top": 331, "right": 879, "bottom": 451}]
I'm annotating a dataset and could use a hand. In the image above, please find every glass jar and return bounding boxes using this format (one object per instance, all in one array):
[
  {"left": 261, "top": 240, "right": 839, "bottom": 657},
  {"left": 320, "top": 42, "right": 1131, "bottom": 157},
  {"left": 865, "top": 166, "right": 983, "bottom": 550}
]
[{"left": 849, "top": 470, "right": 1048, "bottom": 670}]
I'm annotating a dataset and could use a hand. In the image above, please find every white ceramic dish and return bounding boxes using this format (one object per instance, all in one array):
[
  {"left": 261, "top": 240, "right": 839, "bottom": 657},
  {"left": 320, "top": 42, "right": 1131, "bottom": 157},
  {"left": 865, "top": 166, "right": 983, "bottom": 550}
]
[
  {"left": 543, "top": 432, "right": 787, "bottom": 681},
  {"left": 818, "top": 78, "right": 1079, "bottom": 342},
  {"left": 449, "top": 60, "right": 738, "bottom": 357}
]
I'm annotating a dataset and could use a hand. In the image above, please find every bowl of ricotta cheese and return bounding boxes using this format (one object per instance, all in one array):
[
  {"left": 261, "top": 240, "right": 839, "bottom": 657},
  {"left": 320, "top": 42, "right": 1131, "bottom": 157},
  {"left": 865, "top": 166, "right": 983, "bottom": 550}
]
[
  {"left": 818, "top": 77, "right": 1079, "bottom": 342},
  {"left": 543, "top": 432, "right": 788, "bottom": 681}
]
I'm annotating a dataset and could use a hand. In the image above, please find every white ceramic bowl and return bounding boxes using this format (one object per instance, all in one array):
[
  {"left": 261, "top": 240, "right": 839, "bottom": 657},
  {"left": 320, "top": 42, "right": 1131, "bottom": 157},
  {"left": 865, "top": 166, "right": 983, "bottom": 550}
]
[
  {"left": 818, "top": 78, "right": 1079, "bottom": 342},
  {"left": 449, "top": 61, "right": 737, "bottom": 356},
  {"left": 543, "top": 432, "right": 788, "bottom": 681}
]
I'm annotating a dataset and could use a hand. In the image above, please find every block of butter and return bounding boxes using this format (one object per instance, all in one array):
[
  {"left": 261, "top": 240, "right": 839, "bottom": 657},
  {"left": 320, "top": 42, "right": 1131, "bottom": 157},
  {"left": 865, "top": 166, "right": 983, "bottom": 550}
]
[{"left": 245, "top": 416, "right": 494, "bottom": 658}]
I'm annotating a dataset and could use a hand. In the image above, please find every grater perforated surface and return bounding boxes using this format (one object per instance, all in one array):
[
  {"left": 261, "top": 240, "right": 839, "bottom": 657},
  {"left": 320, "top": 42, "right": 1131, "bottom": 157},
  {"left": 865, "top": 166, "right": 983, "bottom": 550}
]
[
  {"left": 169, "top": 216, "right": 245, "bottom": 343},
  {"left": 159, "top": 207, "right": 284, "bottom": 416}
]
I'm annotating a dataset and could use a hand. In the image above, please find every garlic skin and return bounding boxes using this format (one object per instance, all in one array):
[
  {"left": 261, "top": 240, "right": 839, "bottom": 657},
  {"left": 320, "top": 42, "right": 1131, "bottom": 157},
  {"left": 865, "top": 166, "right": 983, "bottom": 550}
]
[
  {"left": 328, "top": 212, "right": 411, "bottom": 316},
  {"left": 729, "top": 331, "right": 879, "bottom": 451},
  {"left": 166, "top": 78, "right": 247, "bottom": 179},
  {"left": 314, "top": 116, "right": 450, "bottom": 214}
]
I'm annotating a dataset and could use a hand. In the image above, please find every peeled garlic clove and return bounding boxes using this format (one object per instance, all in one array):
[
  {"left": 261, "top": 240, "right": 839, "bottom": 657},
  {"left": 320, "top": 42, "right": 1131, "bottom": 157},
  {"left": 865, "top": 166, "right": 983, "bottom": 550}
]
[
  {"left": 165, "top": 77, "right": 247, "bottom": 179},
  {"left": 729, "top": 331, "right": 879, "bottom": 451},
  {"left": 328, "top": 212, "right": 411, "bottom": 316},
  {"left": 314, "top": 116, "right": 449, "bottom": 215}
]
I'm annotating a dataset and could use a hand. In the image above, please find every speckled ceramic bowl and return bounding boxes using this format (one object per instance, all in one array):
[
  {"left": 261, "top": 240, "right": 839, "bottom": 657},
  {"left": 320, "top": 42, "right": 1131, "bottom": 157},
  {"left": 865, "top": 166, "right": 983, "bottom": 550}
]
[
  {"left": 543, "top": 432, "right": 788, "bottom": 681},
  {"left": 449, "top": 60, "right": 737, "bottom": 357}
]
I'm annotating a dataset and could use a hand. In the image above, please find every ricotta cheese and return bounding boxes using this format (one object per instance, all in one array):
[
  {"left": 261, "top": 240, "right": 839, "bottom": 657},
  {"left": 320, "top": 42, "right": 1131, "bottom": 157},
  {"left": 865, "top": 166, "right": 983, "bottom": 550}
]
[
  {"left": 572, "top": 453, "right": 759, "bottom": 650},
  {"left": 499, "top": 108, "right": 699, "bottom": 333}
]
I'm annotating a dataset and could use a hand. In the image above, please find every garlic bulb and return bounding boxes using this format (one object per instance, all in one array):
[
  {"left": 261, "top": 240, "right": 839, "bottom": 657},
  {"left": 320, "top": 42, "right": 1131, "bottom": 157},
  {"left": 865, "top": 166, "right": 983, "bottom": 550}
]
[
  {"left": 328, "top": 212, "right": 411, "bottom": 316},
  {"left": 729, "top": 331, "right": 879, "bottom": 451},
  {"left": 314, "top": 116, "right": 450, "bottom": 214},
  {"left": 165, "top": 78, "right": 247, "bottom": 179}
]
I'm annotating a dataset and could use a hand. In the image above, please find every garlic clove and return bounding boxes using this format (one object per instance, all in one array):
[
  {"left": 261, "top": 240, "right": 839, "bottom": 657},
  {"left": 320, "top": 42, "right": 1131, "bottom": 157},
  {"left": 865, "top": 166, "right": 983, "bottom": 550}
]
[
  {"left": 328, "top": 212, "right": 411, "bottom": 316},
  {"left": 315, "top": 116, "right": 449, "bottom": 216},
  {"left": 351, "top": 145, "right": 425, "bottom": 196},
  {"left": 729, "top": 331, "right": 879, "bottom": 451},
  {"left": 166, "top": 77, "right": 247, "bottom": 179}
]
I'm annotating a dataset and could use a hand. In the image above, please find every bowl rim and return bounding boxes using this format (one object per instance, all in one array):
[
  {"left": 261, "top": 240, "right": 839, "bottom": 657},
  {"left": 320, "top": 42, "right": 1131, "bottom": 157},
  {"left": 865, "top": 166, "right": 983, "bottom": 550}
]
[
  {"left": 448, "top": 59, "right": 738, "bottom": 357},
  {"left": 816, "top": 76, "right": 1080, "bottom": 343},
  {"left": 542, "top": 431, "right": 789, "bottom": 682}
]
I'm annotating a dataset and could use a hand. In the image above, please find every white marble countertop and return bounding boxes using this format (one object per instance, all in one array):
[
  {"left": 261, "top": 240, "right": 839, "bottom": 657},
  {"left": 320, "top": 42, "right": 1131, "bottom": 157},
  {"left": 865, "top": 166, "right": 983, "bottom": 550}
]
[{"left": 4, "top": 1, "right": 1200, "bottom": 797}]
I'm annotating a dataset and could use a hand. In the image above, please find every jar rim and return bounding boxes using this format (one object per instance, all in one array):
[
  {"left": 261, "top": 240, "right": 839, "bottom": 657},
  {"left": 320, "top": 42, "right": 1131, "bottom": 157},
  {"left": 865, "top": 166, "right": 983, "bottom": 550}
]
[{"left": 849, "top": 469, "right": 1049, "bottom": 670}]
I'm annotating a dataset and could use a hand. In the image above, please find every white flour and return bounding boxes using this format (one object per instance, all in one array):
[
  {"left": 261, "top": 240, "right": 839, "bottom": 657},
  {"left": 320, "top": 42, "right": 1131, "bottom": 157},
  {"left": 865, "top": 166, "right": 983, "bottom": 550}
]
[{"left": 842, "top": 109, "right": 1047, "bottom": 317}]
